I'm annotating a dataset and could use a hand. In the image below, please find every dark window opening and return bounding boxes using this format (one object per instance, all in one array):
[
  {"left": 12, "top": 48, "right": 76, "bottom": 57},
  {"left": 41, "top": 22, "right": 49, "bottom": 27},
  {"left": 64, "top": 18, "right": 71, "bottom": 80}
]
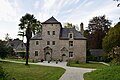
[
  {"left": 69, "top": 52, "right": 73, "bottom": 57},
  {"left": 47, "top": 31, "right": 50, "bottom": 35},
  {"left": 69, "top": 41, "right": 73, "bottom": 47},
  {"left": 47, "top": 41, "right": 50, "bottom": 45},
  {"left": 53, "top": 31, "right": 55, "bottom": 35},
  {"left": 35, "top": 51, "right": 38, "bottom": 56},
  {"left": 36, "top": 41, "right": 39, "bottom": 45},
  {"left": 52, "top": 41, "right": 55, "bottom": 45}
]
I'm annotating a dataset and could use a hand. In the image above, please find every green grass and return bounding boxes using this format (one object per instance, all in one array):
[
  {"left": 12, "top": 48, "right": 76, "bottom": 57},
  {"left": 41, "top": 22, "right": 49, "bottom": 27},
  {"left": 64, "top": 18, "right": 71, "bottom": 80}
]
[
  {"left": 67, "top": 61, "right": 108, "bottom": 69},
  {"left": 0, "top": 61, "right": 65, "bottom": 80},
  {"left": 84, "top": 65, "right": 120, "bottom": 80},
  {"left": 5, "top": 58, "right": 33, "bottom": 62}
]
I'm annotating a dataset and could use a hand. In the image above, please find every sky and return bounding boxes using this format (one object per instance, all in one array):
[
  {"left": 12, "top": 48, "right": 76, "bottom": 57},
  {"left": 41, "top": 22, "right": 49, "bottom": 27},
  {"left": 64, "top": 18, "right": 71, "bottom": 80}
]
[{"left": 0, "top": 0, "right": 120, "bottom": 40}]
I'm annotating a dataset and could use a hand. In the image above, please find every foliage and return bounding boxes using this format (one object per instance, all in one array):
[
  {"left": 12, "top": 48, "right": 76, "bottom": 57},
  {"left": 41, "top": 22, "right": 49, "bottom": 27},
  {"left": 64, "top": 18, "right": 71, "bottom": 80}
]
[
  {"left": 0, "top": 40, "right": 14, "bottom": 59},
  {"left": 111, "top": 46, "right": 120, "bottom": 65},
  {"left": 114, "top": 0, "right": 120, "bottom": 7},
  {"left": 85, "top": 15, "right": 111, "bottom": 49},
  {"left": 64, "top": 23, "right": 74, "bottom": 28},
  {"left": 18, "top": 13, "right": 42, "bottom": 65},
  {"left": 102, "top": 22, "right": 120, "bottom": 53},
  {"left": 0, "top": 61, "right": 65, "bottom": 80},
  {"left": 84, "top": 65, "right": 120, "bottom": 80}
]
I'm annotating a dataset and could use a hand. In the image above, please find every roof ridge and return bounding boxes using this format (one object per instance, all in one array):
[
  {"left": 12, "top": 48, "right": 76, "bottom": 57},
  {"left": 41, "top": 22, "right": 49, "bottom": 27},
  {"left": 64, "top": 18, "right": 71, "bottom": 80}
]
[{"left": 42, "top": 16, "right": 60, "bottom": 24}]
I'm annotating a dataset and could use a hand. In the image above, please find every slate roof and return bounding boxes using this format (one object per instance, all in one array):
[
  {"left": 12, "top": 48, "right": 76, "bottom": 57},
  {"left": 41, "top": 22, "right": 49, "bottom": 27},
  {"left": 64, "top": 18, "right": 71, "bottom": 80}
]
[
  {"left": 7, "top": 39, "right": 26, "bottom": 52},
  {"left": 31, "top": 33, "right": 42, "bottom": 40},
  {"left": 7, "top": 39, "right": 23, "bottom": 49},
  {"left": 42, "top": 16, "right": 61, "bottom": 24},
  {"left": 60, "top": 28, "right": 86, "bottom": 40},
  {"left": 31, "top": 17, "right": 86, "bottom": 40},
  {"left": 90, "top": 49, "right": 104, "bottom": 57}
]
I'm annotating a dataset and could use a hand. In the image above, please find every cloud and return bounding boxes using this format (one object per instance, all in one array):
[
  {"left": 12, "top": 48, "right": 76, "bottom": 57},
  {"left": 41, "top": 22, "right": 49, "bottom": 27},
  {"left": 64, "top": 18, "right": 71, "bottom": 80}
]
[{"left": 0, "top": 0, "right": 21, "bottom": 22}]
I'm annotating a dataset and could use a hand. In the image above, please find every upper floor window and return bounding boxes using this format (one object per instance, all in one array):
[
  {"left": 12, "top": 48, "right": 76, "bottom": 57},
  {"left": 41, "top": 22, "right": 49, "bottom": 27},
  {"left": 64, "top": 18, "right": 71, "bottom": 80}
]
[
  {"left": 69, "top": 33, "right": 73, "bottom": 38},
  {"left": 47, "top": 31, "right": 50, "bottom": 35},
  {"left": 47, "top": 41, "right": 50, "bottom": 45},
  {"left": 69, "top": 52, "right": 73, "bottom": 58},
  {"left": 35, "top": 51, "right": 38, "bottom": 56},
  {"left": 53, "top": 31, "right": 55, "bottom": 35},
  {"left": 69, "top": 41, "right": 73, "bottom": 47},
  {"left": 52, "top": 41, "right": 55, "bottom": 45},
  {"left": 36, "top": 41, "right": 39, "bottom": 45}
]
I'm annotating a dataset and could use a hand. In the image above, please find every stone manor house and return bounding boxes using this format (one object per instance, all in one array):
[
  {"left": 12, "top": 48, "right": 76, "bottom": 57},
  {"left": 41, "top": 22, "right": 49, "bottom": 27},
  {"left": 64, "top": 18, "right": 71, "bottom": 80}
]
[{"left": 29, "top": 17, "right": 86, "bottom": 62}]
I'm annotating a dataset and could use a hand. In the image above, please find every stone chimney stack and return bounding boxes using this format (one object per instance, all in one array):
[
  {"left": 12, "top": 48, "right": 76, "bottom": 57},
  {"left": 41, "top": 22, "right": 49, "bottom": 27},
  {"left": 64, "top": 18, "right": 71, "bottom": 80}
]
[{"left": 80, "top": 22, "right": 84, "bottom": 34}]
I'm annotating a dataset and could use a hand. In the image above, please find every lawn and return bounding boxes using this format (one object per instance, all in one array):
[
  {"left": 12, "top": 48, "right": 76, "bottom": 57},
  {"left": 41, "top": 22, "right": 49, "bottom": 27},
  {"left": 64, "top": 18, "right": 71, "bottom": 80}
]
[
  {"left": 0, "top": 61, "right": 65, "bottom": 80},
  {"left": 84, "top": 65, "right": 120, "bottom": 80},
  {"left": 67, "top": 61, "right": 108, "bottom": 69}
]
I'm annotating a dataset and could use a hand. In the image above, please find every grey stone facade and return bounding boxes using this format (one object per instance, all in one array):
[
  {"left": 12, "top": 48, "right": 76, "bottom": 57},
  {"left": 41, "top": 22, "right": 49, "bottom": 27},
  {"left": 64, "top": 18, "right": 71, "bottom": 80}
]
[{"left": 29, "top": 17, "right": 86, "bottom": 62}]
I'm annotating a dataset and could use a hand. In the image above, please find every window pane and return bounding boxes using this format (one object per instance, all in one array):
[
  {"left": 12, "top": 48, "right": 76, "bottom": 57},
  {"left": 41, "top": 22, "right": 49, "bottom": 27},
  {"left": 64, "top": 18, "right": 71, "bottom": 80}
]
[
  {"left": 70, "top": 34, "right": 72, "bottom": 38},
  {"left": 69, "top": 41, "right": 73, "bottom": 47},
  {"left": 53, "top": 31, "right": 55, "bottom": 35},
  {"left": 69, "top": 52, "right": 73, "bottom": 57},
  {"left": 47, "top": 41, "right": 50, "bottom": 45},
  {"left": 52, "top": 41, "right": 55, "bottom": 45},
  {"left": 36, "top": 41, "right": 39, "bottom": 45},
  {"left": 47, "top": 31, "right": 50, "bottom": 35},
  {"left": 35, "top": 51, "right": 38, "bottom": 56}
]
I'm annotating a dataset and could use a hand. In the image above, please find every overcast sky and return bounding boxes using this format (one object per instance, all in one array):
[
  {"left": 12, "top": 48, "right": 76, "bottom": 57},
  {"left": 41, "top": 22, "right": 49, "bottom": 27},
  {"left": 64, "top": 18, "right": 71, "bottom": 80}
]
[{"left": 0, "top": 0, "right": 120, "bottom": 40}]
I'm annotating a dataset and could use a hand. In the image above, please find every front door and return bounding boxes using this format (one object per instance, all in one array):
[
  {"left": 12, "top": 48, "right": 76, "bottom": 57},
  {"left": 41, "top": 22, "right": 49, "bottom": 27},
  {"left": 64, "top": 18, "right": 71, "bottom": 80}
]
[
  {"left": 46, "top": 52, "right": 51, "bottom": 61},
  {"left": 44, "top": 46, "right": 52, "bottom": 61}
]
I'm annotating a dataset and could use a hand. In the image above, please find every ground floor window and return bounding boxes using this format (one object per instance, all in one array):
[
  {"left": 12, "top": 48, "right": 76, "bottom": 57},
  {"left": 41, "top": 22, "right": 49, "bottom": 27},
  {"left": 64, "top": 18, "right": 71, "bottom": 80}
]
[
  {"left": 35, "top": 51, "right": 38, "bottom": 56},
  {"left": 69, "top": 52, "right": 73, "bottom": 58}
]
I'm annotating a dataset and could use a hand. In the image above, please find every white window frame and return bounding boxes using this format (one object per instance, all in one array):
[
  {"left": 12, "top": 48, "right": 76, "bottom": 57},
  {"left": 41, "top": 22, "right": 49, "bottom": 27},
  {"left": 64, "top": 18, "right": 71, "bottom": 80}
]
[{"left": 69, "top": 33, "right": 73, "bottom": 39}]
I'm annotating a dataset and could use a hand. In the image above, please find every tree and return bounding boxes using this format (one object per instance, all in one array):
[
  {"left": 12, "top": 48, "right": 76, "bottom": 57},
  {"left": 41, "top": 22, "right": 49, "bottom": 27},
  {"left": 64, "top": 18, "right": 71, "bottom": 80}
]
[
  {"left": 18, "top": 13, "right": 41, "bottom": 65},
  {"left": 102, "top": 22, "right": 120, "bottom": 53},
  {"left": 87, "top": 15, "right": 111, "bottom": 49},
  {"left": 114, "top": 0, "right": 120, "bottom": 7},
  {"left": 64, "top": 23, "right": 76, "bottom": 28},
  {"left": 0, "top": 40, "right": 14, "bottom": 59}
]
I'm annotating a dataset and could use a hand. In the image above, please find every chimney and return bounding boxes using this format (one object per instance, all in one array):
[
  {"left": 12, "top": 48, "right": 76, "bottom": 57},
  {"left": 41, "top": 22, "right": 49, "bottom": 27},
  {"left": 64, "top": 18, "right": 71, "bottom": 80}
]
[{"left": 80, "top": 22, "right": 84, "bottom": 34}]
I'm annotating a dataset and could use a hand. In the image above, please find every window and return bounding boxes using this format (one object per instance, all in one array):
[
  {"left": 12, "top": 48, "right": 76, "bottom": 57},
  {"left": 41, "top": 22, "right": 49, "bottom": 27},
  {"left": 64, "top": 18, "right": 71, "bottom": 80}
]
[
  {"left": 52, "top": 41, "right": 55, "bottom": 45},
  {"left": 53, "top": 31, "right": 55, "bottom": 35},
  {"left": 36, "top": 41, "right": 39, "bottom": 45},
  {"left": 69, "top": 41, "right": 73, "bottom": 47},
  {"left": 47, "top": 31, "right": 50, "bottom": 35},
  {"left": 69, "top": 33, "right": 73, "bottom": 38},
  {"left": 69, "top": 52, "right": 73, "bottom": 57},
  {"left": 47, "top": 41, "right": 50, "bottom": 45},
  {"left": 35, "top": 51, "right": 38, "bottom": 56}
]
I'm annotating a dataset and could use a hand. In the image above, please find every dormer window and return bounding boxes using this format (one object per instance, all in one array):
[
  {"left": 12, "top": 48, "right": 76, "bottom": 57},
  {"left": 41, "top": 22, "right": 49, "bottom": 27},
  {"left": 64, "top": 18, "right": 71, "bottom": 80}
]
[{"left": 69, "top": 33, "right": 73, "bottom": 39}]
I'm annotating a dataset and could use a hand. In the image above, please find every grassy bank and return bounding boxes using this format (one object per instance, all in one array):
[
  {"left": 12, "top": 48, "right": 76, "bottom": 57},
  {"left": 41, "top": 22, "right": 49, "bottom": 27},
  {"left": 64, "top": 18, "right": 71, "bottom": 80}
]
[
  {"left": 67, "top": 61, "right": 108, "bottom": 69},
  {"left": 84, "top": 65, "right": 120, "bottom": 80},
  {"left": 0, "top": 61, "right": 65, "bottom": 80}
]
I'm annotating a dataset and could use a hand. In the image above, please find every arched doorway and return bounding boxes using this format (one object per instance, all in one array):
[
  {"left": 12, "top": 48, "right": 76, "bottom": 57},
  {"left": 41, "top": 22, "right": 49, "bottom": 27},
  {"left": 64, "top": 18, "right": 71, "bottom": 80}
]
[
  {"left": 44, "top": 46, "right": 52, "bottom": 61},
  {"left": 61, "top": 47, "right": 68, "bottom": 61}
]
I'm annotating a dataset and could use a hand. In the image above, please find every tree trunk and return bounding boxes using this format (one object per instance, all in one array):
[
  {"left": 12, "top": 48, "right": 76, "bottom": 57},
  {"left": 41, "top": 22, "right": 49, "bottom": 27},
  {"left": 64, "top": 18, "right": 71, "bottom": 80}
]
[{"left": 25, "top": 38, "right": 30, "bottom": 65}]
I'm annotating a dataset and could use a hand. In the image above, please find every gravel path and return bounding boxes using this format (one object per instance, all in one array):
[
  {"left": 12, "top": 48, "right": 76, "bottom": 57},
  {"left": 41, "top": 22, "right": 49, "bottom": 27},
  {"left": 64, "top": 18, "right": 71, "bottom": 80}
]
[{"left": 0, "top": 59, "right": 94, "bottom": 80}]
